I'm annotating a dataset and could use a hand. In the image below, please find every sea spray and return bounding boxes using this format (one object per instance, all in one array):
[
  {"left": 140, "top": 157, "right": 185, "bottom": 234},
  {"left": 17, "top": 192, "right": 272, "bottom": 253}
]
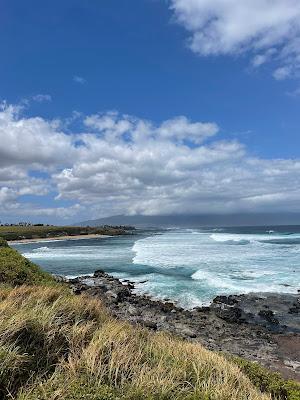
[{"left": 12, "top": 227, "right": 300, "bottom": 307}]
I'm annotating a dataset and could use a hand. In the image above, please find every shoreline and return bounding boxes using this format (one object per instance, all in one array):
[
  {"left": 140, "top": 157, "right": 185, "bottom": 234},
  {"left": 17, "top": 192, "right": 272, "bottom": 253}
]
[
  {"left": 8, "top": 233, "right": 111, "bottom": 244},
  {"left": 63, "top": 270, "right": 300, "bottom": 381}
]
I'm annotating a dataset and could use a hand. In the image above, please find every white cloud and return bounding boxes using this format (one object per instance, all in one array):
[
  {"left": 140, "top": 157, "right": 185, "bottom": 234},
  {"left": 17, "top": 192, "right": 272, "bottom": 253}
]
[
  {"left": 286, "top": 87, "right": 300, "bottom": 97},
  {"left": 0, "top": 187, "right": 18, "bottom": 205},
  {"left": 273, "top": 66, "right": 292, "bottom": 80},
  {"left": 170, "top": 0, "right": 300, "bottom": 79},
  {"left": 0, "top": 103, "right": 76, "bottom": 168},
  {"left": 73, "top": 75, "right": 86, "bottom": 84},
  {"left": 84, "top": 112, "right": 133, "bottom": 140},
  {"left": 84, "top": 112, "right": 218, "bottom": 144},
  {"left": 252, "top": 48, "right": 277, "bottom": 68},
  {"left": 0, "top": 198, "right": 82, "bottom": 220},
  {"left": 32, "top": 94, "right": 52, "bottom": 103},
  {"left": 157, "top": 116, "right": 218, "bottom": 144},
  {"left": 1, "top": 102, "right": 300, "bottom": 221}
]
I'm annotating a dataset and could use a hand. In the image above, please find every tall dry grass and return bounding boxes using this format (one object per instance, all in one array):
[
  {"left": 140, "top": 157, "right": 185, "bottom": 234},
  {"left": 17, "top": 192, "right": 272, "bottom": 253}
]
[{"left": 0, "top": 285, "right": 269, "bottom": 400}]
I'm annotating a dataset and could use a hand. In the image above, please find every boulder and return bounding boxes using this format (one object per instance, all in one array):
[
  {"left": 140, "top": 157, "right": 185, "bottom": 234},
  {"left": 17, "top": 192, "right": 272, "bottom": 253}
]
[
  {"left": 94, "top": 269, "right": 106, "bottom": 277},
  {"left": 211, "top": 303, "right": 243, "bottom": 323},
  {"left": 258, "top": 310, "right": 279, "bottom": 325}
]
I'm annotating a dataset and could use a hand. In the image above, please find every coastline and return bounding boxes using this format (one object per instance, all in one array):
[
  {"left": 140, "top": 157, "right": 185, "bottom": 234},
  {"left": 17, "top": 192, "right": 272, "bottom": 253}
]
[
  {"left": 8, "top": 233, "right": 111, "bottom": 244},
  {"left": 64, "top": 270, "right": 300, "bottom": 382}
]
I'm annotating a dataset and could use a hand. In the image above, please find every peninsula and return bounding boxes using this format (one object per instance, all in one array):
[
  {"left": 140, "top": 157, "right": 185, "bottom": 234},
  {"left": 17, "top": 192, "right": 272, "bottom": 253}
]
[{"left": 0, "top": 224, "right": 131, "bottom": 242}]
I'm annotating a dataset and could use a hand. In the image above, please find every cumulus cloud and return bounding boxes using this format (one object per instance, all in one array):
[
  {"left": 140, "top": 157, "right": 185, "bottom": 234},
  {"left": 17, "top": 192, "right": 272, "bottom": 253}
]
[
  {"left": 0, "top": 103, "right": 76, "bottom": 168},
  {"left": 1, "top": 102, "right": 300, "bottom": 221},
  {"left": 0, "top": 198, "right": 82, "bottom": 220},
  {"left": 84, "top": 112, "right": 219, "bottom": 144},
  {"left": 170, "top": 0, "right": 300, "bottom": 79},
  {"left": 0, "top": 187, "right": 18, "bottom": 206},
  {"left": 157, "top": 117, "right": 218, "bottom": 144}
]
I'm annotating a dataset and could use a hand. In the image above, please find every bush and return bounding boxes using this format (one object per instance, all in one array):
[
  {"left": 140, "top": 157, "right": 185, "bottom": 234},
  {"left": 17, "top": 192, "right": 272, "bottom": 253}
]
[
  {"left": 18, "top": 378, "right": 122, "bottom": 400},
  {"left": 0, "top": 238, "right": 8, "bottom": 248},
  {"left": 0, "top": 247, "right": 55, "bottom": 286},
  {"left": 232, "top": 357, "right": 300, "bottom": 400}
]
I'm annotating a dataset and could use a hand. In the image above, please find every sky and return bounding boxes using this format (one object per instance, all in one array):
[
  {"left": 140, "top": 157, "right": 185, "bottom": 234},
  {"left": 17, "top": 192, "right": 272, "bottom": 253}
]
[{"left": 1, "top": 0, "right": 300, "bottom": 224}]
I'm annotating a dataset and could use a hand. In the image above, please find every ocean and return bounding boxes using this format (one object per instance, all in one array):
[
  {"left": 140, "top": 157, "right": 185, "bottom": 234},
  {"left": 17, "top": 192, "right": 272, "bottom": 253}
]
[{"left": 12, "top": 225, "right": 300, "bottom": 308}]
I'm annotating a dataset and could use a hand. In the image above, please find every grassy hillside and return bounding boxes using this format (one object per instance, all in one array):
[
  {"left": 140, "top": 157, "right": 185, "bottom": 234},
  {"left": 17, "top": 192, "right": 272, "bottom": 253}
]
[
  {"left": 0, "top": 225, "right": 126, "bottom": 241},
  {"left": 0, "top": 245, "right": 55, "bottom": 287},
  {"left": 0, "top": 239, "right": 299, "bottom": 400}
]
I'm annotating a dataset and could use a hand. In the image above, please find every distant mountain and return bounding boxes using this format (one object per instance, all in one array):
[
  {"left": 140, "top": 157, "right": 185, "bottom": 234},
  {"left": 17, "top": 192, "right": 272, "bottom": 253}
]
[{"left": 76, "top": 213, "right": 300, "bottom": 228}]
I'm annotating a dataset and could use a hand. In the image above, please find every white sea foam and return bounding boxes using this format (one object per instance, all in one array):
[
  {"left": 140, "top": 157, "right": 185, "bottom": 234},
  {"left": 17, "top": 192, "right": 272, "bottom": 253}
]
[
  {"left": 210, "top": 232, "right": 300, "bottom": 245},
  {"left": 34, "top": 246, "right": 50, "bottom": 252},
  {"left": 191, "top": 268, "right": 296, "bottom": 293},
  {"left": 132, "top": 229, "right": 300, "bottom": 305},
  {"left": 191, "top": 269, "right": 238, "bottom": 290},
  {"left": 65, "top": 273, "right": 94, "bottom": 279},
  {"left": 14, "top": 228, "right": 300, "bottom": 308},
  {"left": 12, "top": 239, "right": 63, "bottom": 245},
  {"left": 24, "top": 244, "right": 128, "bottom": 260}
]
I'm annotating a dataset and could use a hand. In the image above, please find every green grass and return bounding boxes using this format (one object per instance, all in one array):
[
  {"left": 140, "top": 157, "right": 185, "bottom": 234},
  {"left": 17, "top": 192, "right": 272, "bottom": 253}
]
[
  {"left": 0, "top": 242, "right": 299, "bottom": 400},
  {"left": 0, "top": 286, "right": 269, "bottom": 400},
  {"left": 231, "top": 357, "right": 300, "bottom": 400},
  {"left": 0, "top": 237, "right": 8, "bottom": 248},
  {"left": 0, "top": 242, "right": 55, "bottom": 286},
  {"left": 0, "top": 225, "right": 125, "bottom": 241}
]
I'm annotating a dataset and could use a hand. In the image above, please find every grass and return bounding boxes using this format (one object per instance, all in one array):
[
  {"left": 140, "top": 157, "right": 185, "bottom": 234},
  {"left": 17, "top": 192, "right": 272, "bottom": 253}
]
[
  {"left": 0, "top": 225, "right": 125, "bottom": 241},
  {"left": 0, "top": 238, "right": 8, "bottom": 248},
  {"left": 1, "top": 286, "right": 269, "bottom": 400},
  {"left": 0, "top": 245, "right": 55, "bottom": 286},
  {"left": 0, "top": 239, "right": 299, "bottom": 400}
]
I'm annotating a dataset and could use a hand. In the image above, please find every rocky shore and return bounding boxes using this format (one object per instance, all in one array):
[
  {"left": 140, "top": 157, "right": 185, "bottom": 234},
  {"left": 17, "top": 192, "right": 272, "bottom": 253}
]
[{"left": 64, "top": 270, "right": 300, "bottom": 381}]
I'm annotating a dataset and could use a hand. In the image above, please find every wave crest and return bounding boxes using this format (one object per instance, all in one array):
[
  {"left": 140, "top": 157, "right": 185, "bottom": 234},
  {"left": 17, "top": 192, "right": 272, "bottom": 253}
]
[
  {"left": 33, "top": 246, "right": 50, "bottom": 252},
  {"left": 210, "top": 234, "right": 250, "bottom": 245}
]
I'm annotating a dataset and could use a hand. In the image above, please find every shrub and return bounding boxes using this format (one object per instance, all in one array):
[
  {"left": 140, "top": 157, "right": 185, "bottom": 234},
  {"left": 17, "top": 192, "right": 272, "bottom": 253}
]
[
  {"left": 0, "top": 247, "right": 55, "bottom": 286},
  {"left": 0, "top": 238, "right": 8, "bottom": 248},
  {"left": 231, "top": 357, "right": 300, "bottom": 400}
]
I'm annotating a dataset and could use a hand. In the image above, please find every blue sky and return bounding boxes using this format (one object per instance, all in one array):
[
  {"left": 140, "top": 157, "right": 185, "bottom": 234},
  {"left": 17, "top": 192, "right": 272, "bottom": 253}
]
[{"left": 1, "top": 0, "right": 300, "bottom": 223}]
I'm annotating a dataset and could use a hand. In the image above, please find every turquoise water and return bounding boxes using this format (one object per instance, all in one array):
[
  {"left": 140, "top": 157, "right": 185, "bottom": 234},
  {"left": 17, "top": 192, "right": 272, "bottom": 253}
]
[{"left": 12, "top": 226, "right": 300, "bottom": 308}]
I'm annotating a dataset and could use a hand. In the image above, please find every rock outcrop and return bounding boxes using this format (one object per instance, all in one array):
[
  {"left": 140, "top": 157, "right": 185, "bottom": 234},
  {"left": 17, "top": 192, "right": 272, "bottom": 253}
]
[{"left": 68, "top": 271, "right": 300, "bottom": 381}]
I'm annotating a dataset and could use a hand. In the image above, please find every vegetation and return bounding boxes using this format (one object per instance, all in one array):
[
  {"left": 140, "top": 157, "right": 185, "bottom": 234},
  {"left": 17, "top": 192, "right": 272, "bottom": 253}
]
[
  {"left": 0, "top": 225, "right": 126, "bottom": 241},
  {"left": 0, "top": 237, "right": 8, "bottom": 248},
  {"left": 232, "top": 357, "right": 300, "bottom": 400},
  {"left": 0, "top": 244, "right": 55, "bottom": 286},
  {"left": 0, "top": 285, "right": 268, "bottom": 400},
  {"left": 0, "top": 241, "right": 298, "bottom": 399}
]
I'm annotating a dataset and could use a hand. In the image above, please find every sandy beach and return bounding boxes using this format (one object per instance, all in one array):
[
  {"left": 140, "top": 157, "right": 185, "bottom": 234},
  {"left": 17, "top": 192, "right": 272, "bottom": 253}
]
[{"left": 8, "top": 234, "right": 110, "bottom": 244}]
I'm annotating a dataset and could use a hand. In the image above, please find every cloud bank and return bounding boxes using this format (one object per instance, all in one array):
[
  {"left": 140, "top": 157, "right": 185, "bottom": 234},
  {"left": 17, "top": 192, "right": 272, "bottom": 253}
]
[
  {"left": 1, "top": 102, "right": 300, "bottom": 221},
  {"left": 170, "top": 0, "right": 300, "bottom": 79}
]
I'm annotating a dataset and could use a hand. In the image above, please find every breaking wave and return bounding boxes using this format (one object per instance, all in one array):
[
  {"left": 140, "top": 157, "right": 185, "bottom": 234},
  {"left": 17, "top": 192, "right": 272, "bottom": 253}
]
[
  {"left": 12, "top": 226, "right": 300, "bottom": 307},
  {"left": 34, "top": 246, "right": 50, "bottom": 252},
  {"left": 210, "top": 232, "right": 300, "bottom": 246}
]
